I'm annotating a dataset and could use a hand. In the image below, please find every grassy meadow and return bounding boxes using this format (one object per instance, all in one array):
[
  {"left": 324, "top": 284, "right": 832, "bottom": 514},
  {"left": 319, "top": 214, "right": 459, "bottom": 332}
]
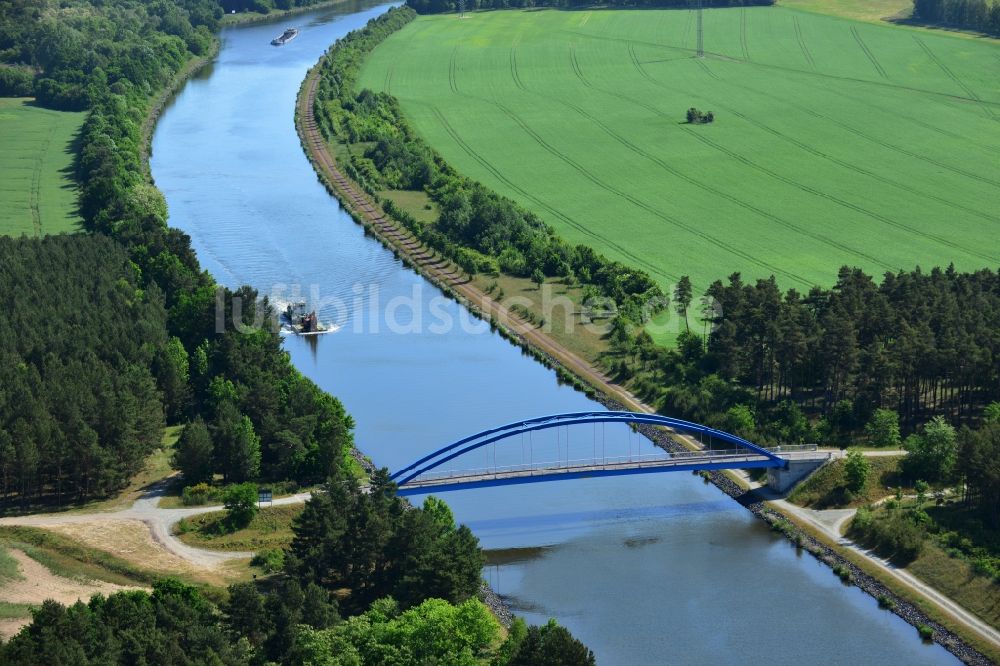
[
  {"left": 358, "top": 8, "right": 1000, "bottom": 338},
  {"left": 175, "top": 505, "right": 302, "bottom": 552},
  {"left": 787, "top": 455, "right": 907, "bottom": 509},
  {"left": 0, "top": 98, "right": 84, "bottom": 237}
]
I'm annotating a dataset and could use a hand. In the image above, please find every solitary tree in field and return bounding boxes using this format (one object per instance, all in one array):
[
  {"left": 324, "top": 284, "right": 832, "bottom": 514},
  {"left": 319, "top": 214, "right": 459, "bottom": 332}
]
[
  {"left": 531, "top": 268, "right": 545, "bottom": 290},
  {"left": 685, "top": 108, "right": 715, "bottom": 124},
  {"left": 674, "top": 275, "right": 693, "bottom": 331}
]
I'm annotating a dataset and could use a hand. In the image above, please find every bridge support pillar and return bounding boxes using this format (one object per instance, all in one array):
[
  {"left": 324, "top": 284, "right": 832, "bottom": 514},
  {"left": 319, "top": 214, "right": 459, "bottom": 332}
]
[{"left": 767, "top": 455, "right": 830, "bottom": 493}]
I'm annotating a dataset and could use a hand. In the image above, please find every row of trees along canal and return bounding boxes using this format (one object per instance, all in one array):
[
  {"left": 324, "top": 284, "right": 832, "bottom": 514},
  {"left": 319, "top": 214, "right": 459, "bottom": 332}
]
[
  {"left": 0, "top": 1, "right": 595, "bottom": 662},
  {"left": 313, "top": 6, "right": 1000, "bottom": 523}
]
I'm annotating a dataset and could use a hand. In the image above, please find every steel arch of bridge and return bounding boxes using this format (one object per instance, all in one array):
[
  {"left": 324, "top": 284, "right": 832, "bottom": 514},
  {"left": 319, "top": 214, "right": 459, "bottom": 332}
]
[{"left": 390, "top": 411, "right": 787, "bottom": 489}]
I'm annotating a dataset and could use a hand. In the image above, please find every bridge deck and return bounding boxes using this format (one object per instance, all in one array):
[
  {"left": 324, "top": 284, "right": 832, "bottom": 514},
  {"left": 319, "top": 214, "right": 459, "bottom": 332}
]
[{"left": 396, "top": 450, "right": 786, "bottom": 495}]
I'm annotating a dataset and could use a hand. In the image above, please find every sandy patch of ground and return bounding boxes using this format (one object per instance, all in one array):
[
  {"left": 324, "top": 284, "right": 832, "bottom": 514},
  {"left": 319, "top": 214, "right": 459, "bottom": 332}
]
[
  {"left": 0, "top": 548, "right": 147, "bottom": 640},
  {"left": 44, "top": 519, "right": 196, "bottom": 575},
  {"left": 0, "top": 617, "right": 30, "bottom": 641},
  {"left": 0, "top": 548, "right": 144, "bottom": 607}
]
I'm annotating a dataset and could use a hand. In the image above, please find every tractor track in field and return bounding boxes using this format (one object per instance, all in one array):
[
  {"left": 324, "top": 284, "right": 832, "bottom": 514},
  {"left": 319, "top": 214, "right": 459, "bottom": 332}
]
[
  {"left": 717, "top": 105, "right": 1000, "bottom": 227},
  {"left": 628, "top": 43, "right": 663, "bottom": 87},
  {"left": 739, "top": 8, "right": 751, "bottom": 61},
  {"left": 694, "top": 56, "right": 720, "bottom": 80},
  {"left": 649, "top": 70, "right": 991, "bottom": 224},
  {"left": 727, "top": 74, "right": 1000, "bottom": 189},
  {"left": 821, "top": 80, "right": 997, "bottom": 148},
  {"left": 793, "top": 17, "right": 815, "bottom": 69},
  {"left": 569, "top": 46, "right": 594, "bottom": 89},
  {"left": 562, "top": 104, "right": 895, "bottom": 270},
  {"left": 624, "top": 47, "right": 999, "bottom": 261},
  {"left": 586, "top": 48, "right": 997, "bottom": 258},
  {"left": 448, "top": 47, "right": 459, "bottom": 94},
  {"left": 737, "top": 53, "right": 1000, "bottom": 112},
  {"left": 615, "top": 51, "right": 999, "bottom": 225},
  {"left": 27, "top": 117, "right": 55, "bottom": 236},
  {"left": 913, "top": 36, "right": 998, "bottom": 121},
  {"left": 428, "top": 104, "right": 679, "bottom": 283},
  {"left": 487, "top": 91, "right": 813, "bottom": 285},
  {"left": 510, "top": 42, "right": 527, "bottom": 92},
  {"left": 570, "top": 29, "right": 692, "bottom": 60},
  {"left": 442, "top": 46, "right": 679, "bottom": 281},
  {"left": 760, "top": 84, "right": 1000, "bottom": 187},
  {"left": 29, "top": 156, "right": 42, "bottom": 236},
  {"left": 25, "top": 116, "right": 55, "bottom": 237},
  {"left": 552, "top": 55, "right": 899, "bottom": 271},
  {"left": 850, "top": 27, "right": 888, "bottom": 79},
  {"left": 681, "top": 126, "right": 998, "bottom": 263},
  {"left": 568, "top": 23, "right": 999, "bottom": 114},
  {"left": 383, "top": 65, "right": 393, "bottom": 94},
  {"left": 681, "top": 9, "right": 694, "bottom": 50}
]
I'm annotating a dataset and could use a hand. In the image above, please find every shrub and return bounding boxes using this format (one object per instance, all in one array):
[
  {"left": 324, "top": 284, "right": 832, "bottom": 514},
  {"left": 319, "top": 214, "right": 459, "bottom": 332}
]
[
  {"left": 181, "top": 482, "right": 216, "bottom": 506},
  {"left": 850, "top": 508, "right": 926, "bottom": 564},
  {"left": 918, "top": 624, "right": 934, "bottom": 641},
  {"left": 832, "top": 564, "right": 853, "bottom": 583},
  {"left": 0, "top": 67, "right": 35, "bottom": 97},
  {"left": 877, "top": 594, "right": 895, "bottom": 610},
  {"left": 844, "top": 448, "right": 871, "bottom": 493},
  {"left": 250, "top": 548, "right": 285, "bottom": 573}
]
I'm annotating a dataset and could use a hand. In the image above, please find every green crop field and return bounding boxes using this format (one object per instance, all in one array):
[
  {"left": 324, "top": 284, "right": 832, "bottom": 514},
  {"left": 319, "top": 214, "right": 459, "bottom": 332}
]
[
  {"left": 0, "top": 98, "right": 84, "bottom": 236},
  {"left": 358, "top": 8, "right": 1000, "bottom": 306}
]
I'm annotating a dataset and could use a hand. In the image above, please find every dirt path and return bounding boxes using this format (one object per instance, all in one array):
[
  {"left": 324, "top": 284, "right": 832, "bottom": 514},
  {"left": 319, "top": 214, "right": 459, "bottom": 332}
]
[
  {"left": 0, "top": 547, "right": 146, "bottom": 639},
  {"left": 0, "top": 618, "right": 28, "bottom": 641},
  {"left": 0, "top": 549, "right": 144, "bottom": 607},
  {"left": 0, "top": 481, "right": 316, "bottom": 570},
  {"left": 0, "top": 548, "right": 146, "bottom": 640}
]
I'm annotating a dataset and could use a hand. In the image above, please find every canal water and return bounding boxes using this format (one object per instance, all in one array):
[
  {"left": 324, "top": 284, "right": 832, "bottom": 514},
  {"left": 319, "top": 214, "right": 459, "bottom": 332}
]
[{"left": 151, "top": 4, "right": 953, "bottom": 663}]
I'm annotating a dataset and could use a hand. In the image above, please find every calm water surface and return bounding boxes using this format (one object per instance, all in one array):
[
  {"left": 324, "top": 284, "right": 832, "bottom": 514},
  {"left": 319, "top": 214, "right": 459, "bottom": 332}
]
[{"left": 151, "top": 5, "right": 953, "bottom": 663}]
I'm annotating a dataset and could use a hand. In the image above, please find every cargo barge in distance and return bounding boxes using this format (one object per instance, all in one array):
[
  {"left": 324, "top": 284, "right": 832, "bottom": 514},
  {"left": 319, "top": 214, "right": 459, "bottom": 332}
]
[{"left": 271, "top": 27, "right": 298, "bottom": 46}]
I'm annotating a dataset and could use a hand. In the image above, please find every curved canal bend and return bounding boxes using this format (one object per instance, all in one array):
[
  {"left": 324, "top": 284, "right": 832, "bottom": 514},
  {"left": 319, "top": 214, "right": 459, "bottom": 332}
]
[{"left": 151, "top": 5, "right": 953, "bottom": 663}]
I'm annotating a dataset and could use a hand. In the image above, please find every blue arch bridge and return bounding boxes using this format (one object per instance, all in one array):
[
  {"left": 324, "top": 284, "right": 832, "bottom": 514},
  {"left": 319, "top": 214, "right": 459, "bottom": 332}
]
[{"left": 390, "top": 411, "right": 829, "bottom": 496}]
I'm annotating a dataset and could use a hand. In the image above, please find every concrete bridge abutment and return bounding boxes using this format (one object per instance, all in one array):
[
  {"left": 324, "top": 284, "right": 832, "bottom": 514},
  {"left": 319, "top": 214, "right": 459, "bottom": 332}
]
[{"left": 767, "top": 454, "right": 831, "bottom": 493}]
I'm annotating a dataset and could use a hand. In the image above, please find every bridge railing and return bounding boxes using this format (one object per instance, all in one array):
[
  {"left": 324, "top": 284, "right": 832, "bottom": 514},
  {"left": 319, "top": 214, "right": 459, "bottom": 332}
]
[
  {"left": 401, "top": 449, "right": 774, "bottom": 485},
  {"left": 767, "top": 444, "right": 818, "bottom": 453}
]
